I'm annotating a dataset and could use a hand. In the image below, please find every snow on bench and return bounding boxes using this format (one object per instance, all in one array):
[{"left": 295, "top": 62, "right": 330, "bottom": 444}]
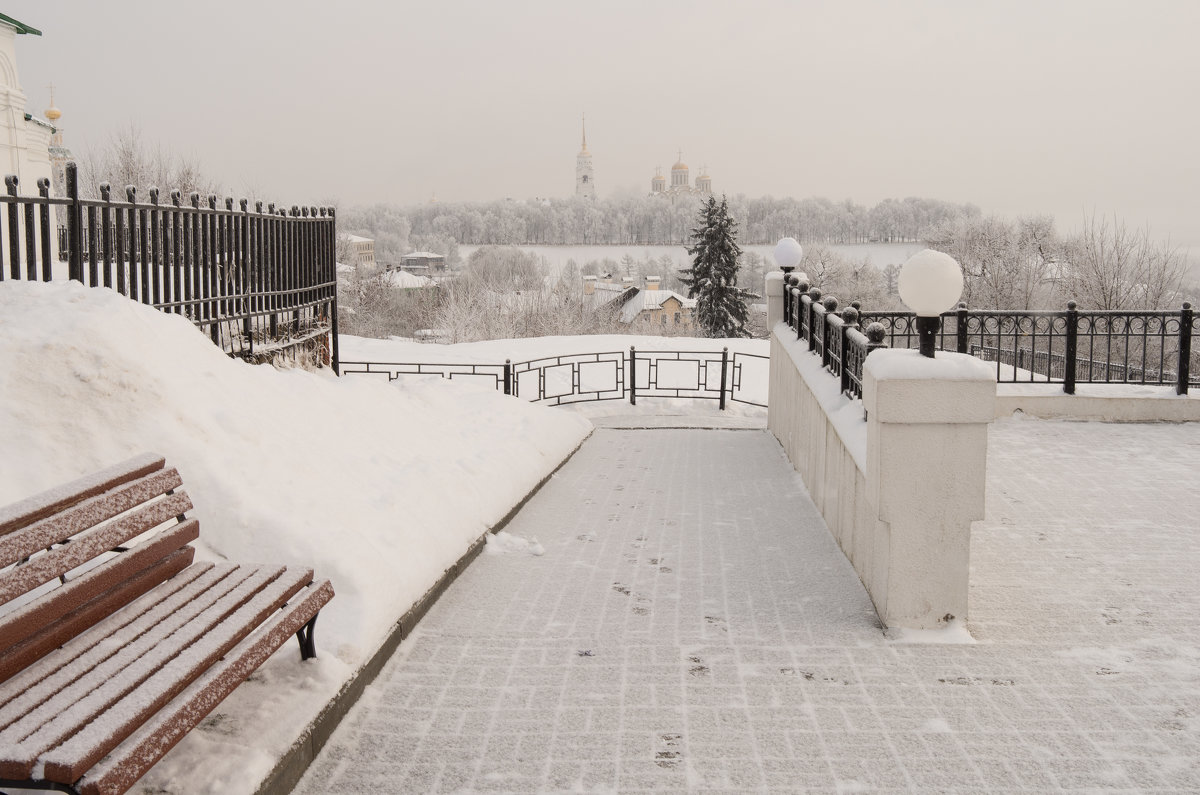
[{"left": 0, "top": 453, "right": 334, "bottom": 795}]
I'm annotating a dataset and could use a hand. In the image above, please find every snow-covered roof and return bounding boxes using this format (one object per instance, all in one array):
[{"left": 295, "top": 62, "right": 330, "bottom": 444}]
[
  {"left": 341, "top": 234, "right": 373, "bottom": 244},
  {"left": 403, "top": 251, "right": 445, "bottom": 260},
  {"left": 592, "top": 282, "right": 628, "bottom": 293},
  {"left": 620, "top": 288, "right": 695, "bottom": 324},
  {"left": 384, "top": 270, "right": 434, "bottom": 289}
]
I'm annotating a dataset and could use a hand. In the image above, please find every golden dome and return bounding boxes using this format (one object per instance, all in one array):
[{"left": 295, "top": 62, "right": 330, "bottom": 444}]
[
  {"left": 45, "top": 105, "right": 61, "bottom": 122},
  {"left": 672, "top": 161, "right": 688, "bottom": 171}
]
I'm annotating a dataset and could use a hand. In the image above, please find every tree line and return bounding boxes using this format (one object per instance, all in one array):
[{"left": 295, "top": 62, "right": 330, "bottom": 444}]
[{"left": 336, "top": 194, "right": 981, "bottom": 266}]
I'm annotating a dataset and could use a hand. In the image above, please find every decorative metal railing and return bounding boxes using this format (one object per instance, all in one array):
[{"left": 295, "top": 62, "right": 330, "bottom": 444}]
[
  {"left": 781, "top": 272, "right": 1198, "bottom": 396},
  {"left": 341, "top": 346, "right": 770, "bottom": 409},
  {"left": 2, "top": 162, "right": 340, "bottom": 370}
]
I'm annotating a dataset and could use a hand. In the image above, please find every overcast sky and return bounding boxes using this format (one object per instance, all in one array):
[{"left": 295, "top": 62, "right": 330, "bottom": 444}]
[{"left": 10, "top": 0, "right": 1200, "bottom": 249}]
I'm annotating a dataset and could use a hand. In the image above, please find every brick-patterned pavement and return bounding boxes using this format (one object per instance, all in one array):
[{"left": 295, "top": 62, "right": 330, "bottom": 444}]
[{"left": 295, "top": 419, "right": 1200, "bottom": 793}]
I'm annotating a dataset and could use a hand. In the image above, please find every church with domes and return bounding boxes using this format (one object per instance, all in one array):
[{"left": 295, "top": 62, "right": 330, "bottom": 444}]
[{"left": 650, "top": 153, "right": 712, "bottom": 199}]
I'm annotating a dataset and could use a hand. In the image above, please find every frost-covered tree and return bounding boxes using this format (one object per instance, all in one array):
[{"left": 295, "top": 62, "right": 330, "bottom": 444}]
[
  {"left": 1059, "top": 214, "right": 1186, "bottom": 310},
  {"left": 79, "top": 123, "right": 220, "bottom": 200},
  {"left": 924, "top": 214, "right": 1058, "bottom": 310},
  {"left": 680, "top": 196, "right": 756, "bottom": 338}
]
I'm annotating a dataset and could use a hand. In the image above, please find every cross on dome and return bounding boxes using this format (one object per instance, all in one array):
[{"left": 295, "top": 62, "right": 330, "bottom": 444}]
[{"left": 44, "top": 82, "right": 61, "bottom": 122}]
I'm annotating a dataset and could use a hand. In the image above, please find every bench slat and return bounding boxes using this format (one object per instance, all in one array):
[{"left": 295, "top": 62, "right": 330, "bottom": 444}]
[
  {"left": 75, "top": 579, "right": 333, "bottom": 795},
  {"left": 0, "top": 561, "right": 217, "bottom": 718},
  {"left": 0, "top": 492, "right": 193, "bottom": 606},
  {"left": 0, "top": 565, "right": 260, "bottom": 733},
  {"left": 0, "top": 546, "right": 196, "bottom": 688},
  {"left": 0, "top": 565, "right": 287, "bottom": 761},
  {"left": 0, "top": 468, "right": 184, "bottom": 569},
  {"left": 0, "top": 567, "right": 310, "bottom": 780},
  {"left": 0, "top": 454, "right": 165, "bottom": 537},
  {"left": 0, "top": 519, "right": 200, "bottom": 665},
  {"left": 41, "top": 569, "right": 318, "bottom": 785}
]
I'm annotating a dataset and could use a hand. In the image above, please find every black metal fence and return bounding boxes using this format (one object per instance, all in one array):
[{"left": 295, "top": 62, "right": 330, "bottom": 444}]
[
  {"left": 341, "top": 346, "right": 769, "bottom": 409},
  {"left": 2, "top": 162, "right": 340, "bottom": 370},
  {"left": 782, "top": 274, "right": 1198, "bottom": 397}
]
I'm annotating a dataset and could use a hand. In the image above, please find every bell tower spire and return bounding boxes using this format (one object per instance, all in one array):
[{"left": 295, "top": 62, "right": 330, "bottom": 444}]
[{"left": 575, "top": 112, "right": 595, "bottom": 199}]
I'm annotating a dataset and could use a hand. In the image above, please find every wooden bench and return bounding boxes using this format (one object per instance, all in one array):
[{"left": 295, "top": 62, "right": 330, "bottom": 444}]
[{"left": 0, "top": 453, "right": 334, "bottom": 795}]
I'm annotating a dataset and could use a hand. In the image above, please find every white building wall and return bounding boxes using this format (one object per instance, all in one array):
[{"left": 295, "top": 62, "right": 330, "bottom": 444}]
[{"left": 0, "top": 24, "right": 52, "bottom": 195}]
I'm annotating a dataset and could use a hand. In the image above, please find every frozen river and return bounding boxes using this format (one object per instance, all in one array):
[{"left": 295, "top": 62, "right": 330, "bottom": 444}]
[{"left": 459, "top": 242, "right": 923, "bottom": 278}]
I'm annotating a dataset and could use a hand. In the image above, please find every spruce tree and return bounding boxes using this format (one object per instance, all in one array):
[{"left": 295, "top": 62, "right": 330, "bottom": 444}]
[{"left": 680, "top": 196, "right": 755, "bottom": 338}]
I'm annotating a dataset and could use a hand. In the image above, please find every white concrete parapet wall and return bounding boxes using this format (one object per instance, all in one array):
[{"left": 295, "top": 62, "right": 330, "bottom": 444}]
[{"left": 766, "top": 272, "right": 996, "bottom": 630}]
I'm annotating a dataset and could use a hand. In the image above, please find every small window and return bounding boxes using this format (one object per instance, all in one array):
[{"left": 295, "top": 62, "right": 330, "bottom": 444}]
[{"left": 674, "top": 312, "right": 680, "bottom": 325}]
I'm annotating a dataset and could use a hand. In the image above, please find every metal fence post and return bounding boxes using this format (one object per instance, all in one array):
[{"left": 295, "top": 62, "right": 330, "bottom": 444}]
[
  {"left": 956, "top": 303, "right": 969, "bottom": 353},
  {"left": 101, "top": 183, "right": 114, "bottom": 290},
  {"left": 719, "top": 347, "right": 729, "bottom": 410},
  {"left": 840, "top": 306, "right": 859, "bottom": 395},
  {"left": 328, "top": 206, "right": 340, "bottom": 374},
  {"left": 504, "top": 359, "right": 512, "bottom": 395},
  {"left": 127, "top": 186, "right": 141, "bottom": 303},
  {"left": 66, "top": 163, "right": 84, "bottom": 283},
  {"left": 807, "top": 288, "right": 821, "bottom": 350},
  {"left": 37, "top": 178, "right": 51, "bottom": 281},
  {"left": 6, "top": 176, "right": 20, "bottom": 281},
  {"left": 629, "top": 346, "right": 637, "bottom": 405},
  {"left": 1064, "top": 300, "right": 1078, "bottom": 395},
  {"left": 1178, "top": 301, "right": 1193, "bottom": 395},
  {"left": 821, "top": 296, "right": 837, "bottom": 369}
]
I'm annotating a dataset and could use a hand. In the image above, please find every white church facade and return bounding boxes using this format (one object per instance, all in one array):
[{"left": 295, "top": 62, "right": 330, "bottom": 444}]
[{"left": 0, "top": 14, "right": 52, "bottom": 200}]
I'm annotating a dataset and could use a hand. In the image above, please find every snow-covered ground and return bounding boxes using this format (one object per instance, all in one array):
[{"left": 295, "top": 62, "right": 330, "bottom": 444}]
[
  {"left": 0, "top": 280, "right": 592, "bottom": 792},
  {"left": 339, "top": 332, "right": 769, "bottom": 364}
]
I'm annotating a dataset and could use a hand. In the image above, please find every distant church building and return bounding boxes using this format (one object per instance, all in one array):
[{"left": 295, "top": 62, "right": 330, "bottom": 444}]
[
  {"left": 650, "top": 153, "right": 712, "bottom": 198},
  {"left": 574, "top": 114, "right": 595, "bottom": 199},
  {"left": 45, "top": 88, "right": 72, "bottom": 225}
]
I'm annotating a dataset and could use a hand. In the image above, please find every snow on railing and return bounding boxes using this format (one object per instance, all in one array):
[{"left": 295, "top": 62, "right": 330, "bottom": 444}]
[{"left": 782, "top": 273, "right": 1197, "bottom": 396}]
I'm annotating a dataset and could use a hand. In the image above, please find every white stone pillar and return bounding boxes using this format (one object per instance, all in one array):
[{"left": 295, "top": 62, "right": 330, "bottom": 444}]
[
  {"left": 862, "top": 349, "right": 995, "bottom": 630},
  {"left": 765, "top": 271, "right": 784, "bottom": 329}
]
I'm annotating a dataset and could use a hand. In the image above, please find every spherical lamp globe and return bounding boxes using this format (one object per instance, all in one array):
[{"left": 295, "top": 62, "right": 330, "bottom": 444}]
[
  {"left": 773, "top": 237, "right": 803, "bottom": 271},
  {"left": 898, "top": 249, "right": 964, "bottom": 317}
]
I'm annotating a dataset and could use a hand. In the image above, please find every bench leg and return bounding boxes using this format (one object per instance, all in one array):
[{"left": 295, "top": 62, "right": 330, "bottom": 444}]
[{"left": 295, "top": 613, "right": 319, "bottom": 660}]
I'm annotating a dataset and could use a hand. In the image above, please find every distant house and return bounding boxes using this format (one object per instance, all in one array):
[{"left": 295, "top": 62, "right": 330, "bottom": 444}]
[
  {"left": 339, "top": 234, "right": 377, "bottom": 269},
  {"left": 583, "top": 275, "right": 696, "bottom": 331},
  {"left": 619, "top": 276, "right": 697, "bottom": 331},
  {"left": 398, "top": 251, "right": 446, "bottom": 274}
]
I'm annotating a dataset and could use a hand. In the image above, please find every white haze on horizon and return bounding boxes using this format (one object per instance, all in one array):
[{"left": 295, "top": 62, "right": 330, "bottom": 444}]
[{"left": 8, "top": 0, "right": 1200, "bottom": 256}]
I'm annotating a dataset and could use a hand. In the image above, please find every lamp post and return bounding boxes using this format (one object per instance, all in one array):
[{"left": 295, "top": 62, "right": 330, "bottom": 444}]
[
  {"left": 897, "top": 249, "right": 964, "bottom": 358},
  {"left": 773, "top": 237, "right": 803, "bottom": 276}
]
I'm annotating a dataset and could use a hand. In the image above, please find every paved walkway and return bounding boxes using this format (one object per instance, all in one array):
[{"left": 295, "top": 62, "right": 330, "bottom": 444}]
[{"left": 295, "top": 419, "right": 1200, "bottom": 793}]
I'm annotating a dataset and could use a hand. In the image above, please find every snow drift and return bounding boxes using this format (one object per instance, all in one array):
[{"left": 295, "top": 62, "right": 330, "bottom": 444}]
[{"left": 0, "top": 280, "right": 591, "bottom": 791}]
